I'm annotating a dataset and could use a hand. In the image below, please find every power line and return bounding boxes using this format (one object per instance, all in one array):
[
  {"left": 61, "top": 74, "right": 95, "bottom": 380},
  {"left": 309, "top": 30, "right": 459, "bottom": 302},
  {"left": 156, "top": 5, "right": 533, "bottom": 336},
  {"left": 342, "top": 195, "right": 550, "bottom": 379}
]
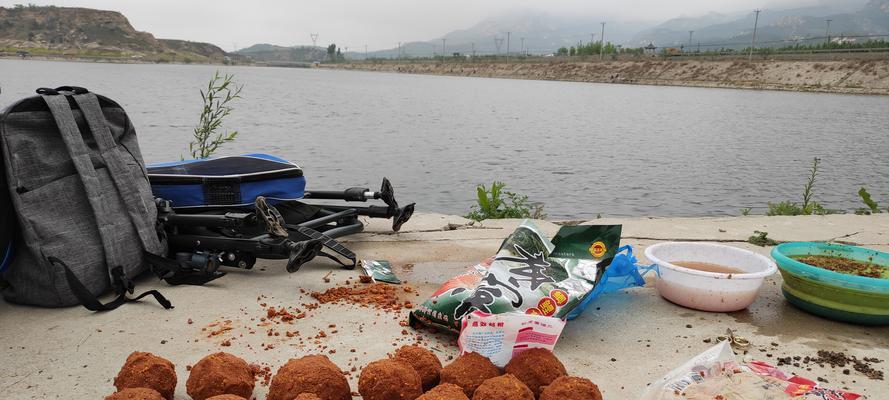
[
  {"left": 749, "top": 9, "right": 761, "bottom": 61},
  {"left": 599, "top": 22, "right": 606, "bottom": 60},
  {"left": 506, "top": 31, "right": 511, "bottom": 64},
  {"left": 377, "top": 28, "right": 888, "bottom": 61},
  {"left": 669, "top": 33, "right": 889, "bottom": 50}
]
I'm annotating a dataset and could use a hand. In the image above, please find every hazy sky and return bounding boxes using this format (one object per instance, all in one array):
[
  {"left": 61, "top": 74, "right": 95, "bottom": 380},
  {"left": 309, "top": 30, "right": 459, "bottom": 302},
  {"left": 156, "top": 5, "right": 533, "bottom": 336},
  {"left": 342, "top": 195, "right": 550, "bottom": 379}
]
[{"left": 3, "top": 0, "right": 848, "bottom": 50}]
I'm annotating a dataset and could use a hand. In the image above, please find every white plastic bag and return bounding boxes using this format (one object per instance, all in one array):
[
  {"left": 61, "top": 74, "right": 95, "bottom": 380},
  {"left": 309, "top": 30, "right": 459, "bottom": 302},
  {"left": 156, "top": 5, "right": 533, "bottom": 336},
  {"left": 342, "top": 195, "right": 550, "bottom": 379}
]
[
  {"left": 457, "top": 311, "right": 566, "bottom": 367},
  {"left": 641, "top": 341, "right": 862, "bottom": 400},
  {"left": 641, "top": 341, "right": 738, "bottom": 400}
]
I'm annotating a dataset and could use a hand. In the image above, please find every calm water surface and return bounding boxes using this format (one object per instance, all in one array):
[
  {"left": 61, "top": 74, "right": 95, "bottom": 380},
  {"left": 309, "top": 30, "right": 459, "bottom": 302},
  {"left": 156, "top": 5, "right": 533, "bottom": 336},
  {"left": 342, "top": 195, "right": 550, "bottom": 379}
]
[{"left": 2, "top": 59, "right": 887, "bottom": 219}]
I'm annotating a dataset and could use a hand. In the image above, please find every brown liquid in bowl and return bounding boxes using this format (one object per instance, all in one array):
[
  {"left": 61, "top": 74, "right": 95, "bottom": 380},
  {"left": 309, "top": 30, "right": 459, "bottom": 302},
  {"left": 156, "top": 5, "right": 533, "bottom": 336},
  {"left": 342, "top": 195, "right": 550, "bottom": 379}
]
[{"left": 671, "top": 261, "right": 743, "bottom": 274}]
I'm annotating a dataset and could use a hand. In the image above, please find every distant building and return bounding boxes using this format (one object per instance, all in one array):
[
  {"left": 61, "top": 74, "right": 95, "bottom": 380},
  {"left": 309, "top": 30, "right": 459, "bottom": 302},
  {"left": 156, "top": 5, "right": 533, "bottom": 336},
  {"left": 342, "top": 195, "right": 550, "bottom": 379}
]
[
  {"left": 644, "top": 43, "right": 657, "bottom": 56},
  {"left": 832, "top": 37, "right": 856, "bottom": 45}
]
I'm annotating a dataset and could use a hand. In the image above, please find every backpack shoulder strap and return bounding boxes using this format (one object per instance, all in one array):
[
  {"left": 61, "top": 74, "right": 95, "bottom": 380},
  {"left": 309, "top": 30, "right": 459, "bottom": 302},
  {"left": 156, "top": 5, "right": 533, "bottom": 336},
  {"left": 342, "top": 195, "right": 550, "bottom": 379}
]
[
  {"left": 70, "top": 92, "right": 162, "bottom": 254},
  {"left": 41, "top": 93, "right": 171, "bottom": 311},
  {"left": 42, "top": 93, "right": 125, "bottom": 276}
]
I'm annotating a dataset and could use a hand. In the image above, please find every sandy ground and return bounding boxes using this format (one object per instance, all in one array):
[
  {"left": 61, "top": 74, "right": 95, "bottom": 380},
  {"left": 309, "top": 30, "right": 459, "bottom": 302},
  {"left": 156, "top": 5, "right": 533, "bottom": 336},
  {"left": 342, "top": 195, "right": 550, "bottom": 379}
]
[
  {"left": 324, "top": 59, "right": 889, "bottom": 95},
  {"left": 1, "top": 213, "right": 887, "bottom": 399}
]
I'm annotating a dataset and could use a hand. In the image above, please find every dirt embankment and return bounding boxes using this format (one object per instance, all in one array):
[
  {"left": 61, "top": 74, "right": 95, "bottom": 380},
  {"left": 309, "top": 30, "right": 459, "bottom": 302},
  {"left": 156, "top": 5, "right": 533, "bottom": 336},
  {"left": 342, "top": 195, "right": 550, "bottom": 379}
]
[{"left": 323, "top": 60, "right": 889, "bottom": 95}]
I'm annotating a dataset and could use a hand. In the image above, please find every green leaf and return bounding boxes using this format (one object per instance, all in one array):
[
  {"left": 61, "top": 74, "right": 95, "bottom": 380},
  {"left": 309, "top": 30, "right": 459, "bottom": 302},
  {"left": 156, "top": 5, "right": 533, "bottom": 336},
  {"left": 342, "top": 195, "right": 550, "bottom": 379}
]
[
  {"left": 858, "top": 187, "right": 881, "bottom": 213},
  {"left": 490, "top": 181, "right": 503, "bottom": 209},
  {"left": 467, "top": 181, "right": 544, "bottom": 221},
  {"left": 476, "top": 185, "right": 490, "bottom": 213}
]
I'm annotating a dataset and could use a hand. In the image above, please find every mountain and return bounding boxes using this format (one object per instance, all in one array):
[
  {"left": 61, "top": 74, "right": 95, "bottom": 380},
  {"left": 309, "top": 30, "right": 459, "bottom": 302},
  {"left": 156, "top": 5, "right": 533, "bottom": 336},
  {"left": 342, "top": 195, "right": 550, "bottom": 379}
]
[
  {"left": 631, "top": 0, "right": 889, "bottom": 49},
  {"left": 0, "top": 5, "right": 233, "bottom": 62},
  {"left": 360, "top": 11, "right": 657, "bottom": 58},
  {"left": 159, "top": 39, "right": 228, "bottom": 59},
  {"left": 9, "top": 3, "right": 883, "bottom": 64},
  {"left": 657, "top": 12, "right": 741, "bottom": 32},
  {"left": 338, "top": 1, "right": 887, "bottom": 59},
  {"left": 861, "top": 0, "right": 889, "bottom": 29},
  {"left": 628, "top": 12, "right": 739, "bottom": 47},
  {"left": 233, "top": 43, "right": 327, "bottom": 62}
]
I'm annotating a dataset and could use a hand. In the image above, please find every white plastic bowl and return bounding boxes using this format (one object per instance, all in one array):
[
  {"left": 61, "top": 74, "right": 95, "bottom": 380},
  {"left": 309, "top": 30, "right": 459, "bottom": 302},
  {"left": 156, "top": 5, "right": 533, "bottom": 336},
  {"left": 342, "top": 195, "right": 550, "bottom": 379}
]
[{"left": 645, "top": 242, "right": 777, "bottom": 312}]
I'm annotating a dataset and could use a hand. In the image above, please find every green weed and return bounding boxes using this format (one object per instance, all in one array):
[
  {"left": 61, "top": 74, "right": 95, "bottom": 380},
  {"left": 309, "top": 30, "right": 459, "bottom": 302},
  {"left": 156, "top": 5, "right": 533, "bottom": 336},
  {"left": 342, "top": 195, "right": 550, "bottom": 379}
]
[
  {"left": 767, "top": 201, "right": 805, "bottom": 216},
  {"left": 466, "top": 181, "right": 545, "bottom": 221},
  {"left": 748, "top": 231, "right": 778, "bottom": 247},
  {"left": 800, "top": 157, "right": 822, "bottom": 211},
  {"left": 188, "top": 71, "right": 243, "bottom": 159},
  {"left": 766, "top": 157, "right": 834, "bottom": 216}
]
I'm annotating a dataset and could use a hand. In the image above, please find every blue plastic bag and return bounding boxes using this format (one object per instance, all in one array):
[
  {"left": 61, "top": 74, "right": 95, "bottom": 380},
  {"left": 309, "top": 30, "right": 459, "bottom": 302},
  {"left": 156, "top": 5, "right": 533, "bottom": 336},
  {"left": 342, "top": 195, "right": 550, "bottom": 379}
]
[{"left": 567, "top": 245, "right": 657, "bottom": 320}]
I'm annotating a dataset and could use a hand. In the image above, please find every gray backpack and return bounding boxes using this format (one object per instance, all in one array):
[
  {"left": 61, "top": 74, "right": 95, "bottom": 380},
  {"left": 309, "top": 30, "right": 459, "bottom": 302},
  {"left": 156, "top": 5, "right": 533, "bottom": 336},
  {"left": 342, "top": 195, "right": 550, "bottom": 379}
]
[{"left": 0, "top": 86, "right": 171, "bottom": 310}]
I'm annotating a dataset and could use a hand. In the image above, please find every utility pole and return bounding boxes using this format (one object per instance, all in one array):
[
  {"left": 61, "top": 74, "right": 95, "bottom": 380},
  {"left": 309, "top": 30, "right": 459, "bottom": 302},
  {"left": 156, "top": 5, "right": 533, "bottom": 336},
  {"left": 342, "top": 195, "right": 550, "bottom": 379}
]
[
  {"left": 310, "top": 33, "right": 318, "bottom": 47},
  {"left": 397, "top": 42, "right": 401, "bottom": 60},
  {"left": 471, "top": 42, "right": 476, "bottom": 58},
  {"left": 748, "top": 9, "right": 761, "bottom": 61},
  {"left": 599, "top": 22, "right": 606, "bottom": 60},
  {"left": 442, "top": 38, "right": 446, "bottom": 59},
  {"left": 506, "top": 31, "right": 511, "bottom": 64},
  {"left": 364, "top": 44, "right": 368, "bottom": 60},
  {"left": 494, "top": 36, "right": 504, "bottom": 55},
  {"left": 688, "top": 31, "right": 694, "bottom": 50},
  {"left": 825, "top": 19, "right": 832, "bottom": 48},
  {"left": 520, "top": 37, "right": 525, "bottom": 56}
]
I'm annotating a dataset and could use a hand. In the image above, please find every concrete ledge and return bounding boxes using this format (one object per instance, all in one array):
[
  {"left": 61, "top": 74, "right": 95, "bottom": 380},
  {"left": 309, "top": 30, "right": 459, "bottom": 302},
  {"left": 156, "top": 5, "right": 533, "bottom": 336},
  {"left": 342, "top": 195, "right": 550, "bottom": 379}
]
[
  {"left": 1, "top": 214, "right": 887, "bottom": 399},
  {"left": 358, "top": 213, "right": 889, "bottom": 249}
]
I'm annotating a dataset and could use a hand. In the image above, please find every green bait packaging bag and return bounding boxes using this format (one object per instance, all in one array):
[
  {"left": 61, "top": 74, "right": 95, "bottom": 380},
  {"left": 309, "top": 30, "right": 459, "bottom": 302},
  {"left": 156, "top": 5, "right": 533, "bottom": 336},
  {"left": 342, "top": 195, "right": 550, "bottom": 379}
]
[{"left": 410, "top": 220, "right": 623, "bottom": 332}]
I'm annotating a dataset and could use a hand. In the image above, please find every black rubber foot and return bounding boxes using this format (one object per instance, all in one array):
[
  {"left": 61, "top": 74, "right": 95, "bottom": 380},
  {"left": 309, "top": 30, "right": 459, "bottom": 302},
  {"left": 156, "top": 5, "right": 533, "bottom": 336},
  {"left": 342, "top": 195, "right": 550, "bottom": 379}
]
[
  {"left": 392, "top": 203, "right": 415, "bottom": 232},
  {"left": 286, "top": 239, "right": 323, "bottom": 273}
]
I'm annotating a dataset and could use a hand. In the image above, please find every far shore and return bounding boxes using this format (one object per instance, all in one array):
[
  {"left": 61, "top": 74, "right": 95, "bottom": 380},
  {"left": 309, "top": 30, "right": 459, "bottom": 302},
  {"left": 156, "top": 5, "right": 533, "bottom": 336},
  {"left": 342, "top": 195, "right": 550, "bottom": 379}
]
[
  {"left": 322, "top": 59, "right": 889, "bottom": 95},
  {"left": 6, "top": 55, "right": 889, "bottom": 95}
]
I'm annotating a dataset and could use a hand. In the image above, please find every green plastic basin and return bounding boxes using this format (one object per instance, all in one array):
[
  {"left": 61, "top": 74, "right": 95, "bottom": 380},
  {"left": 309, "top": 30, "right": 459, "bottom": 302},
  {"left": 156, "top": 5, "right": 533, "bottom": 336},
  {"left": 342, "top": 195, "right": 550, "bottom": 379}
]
[{"left": 771, "top": 242, "right": 889, "bottom": 325}]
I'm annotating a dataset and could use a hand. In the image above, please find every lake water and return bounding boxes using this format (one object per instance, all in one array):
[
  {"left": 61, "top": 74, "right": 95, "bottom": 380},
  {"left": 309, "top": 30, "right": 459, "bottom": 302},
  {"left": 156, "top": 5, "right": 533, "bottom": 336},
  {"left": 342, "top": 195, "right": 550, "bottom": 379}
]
[{"left": 2, "top": 59, "right": 888, "bottom": 219}]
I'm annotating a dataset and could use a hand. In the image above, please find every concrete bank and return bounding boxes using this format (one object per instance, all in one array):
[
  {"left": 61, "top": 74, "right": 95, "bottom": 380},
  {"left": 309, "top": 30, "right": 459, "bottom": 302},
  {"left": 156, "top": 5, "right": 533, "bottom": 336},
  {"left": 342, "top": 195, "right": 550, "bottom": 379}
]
[
  {"left": 1, "top": 214, "right": 887, "bottom": 399},
  {"left": 323, "top": 60, "right": 889, "bottom": 95}
]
